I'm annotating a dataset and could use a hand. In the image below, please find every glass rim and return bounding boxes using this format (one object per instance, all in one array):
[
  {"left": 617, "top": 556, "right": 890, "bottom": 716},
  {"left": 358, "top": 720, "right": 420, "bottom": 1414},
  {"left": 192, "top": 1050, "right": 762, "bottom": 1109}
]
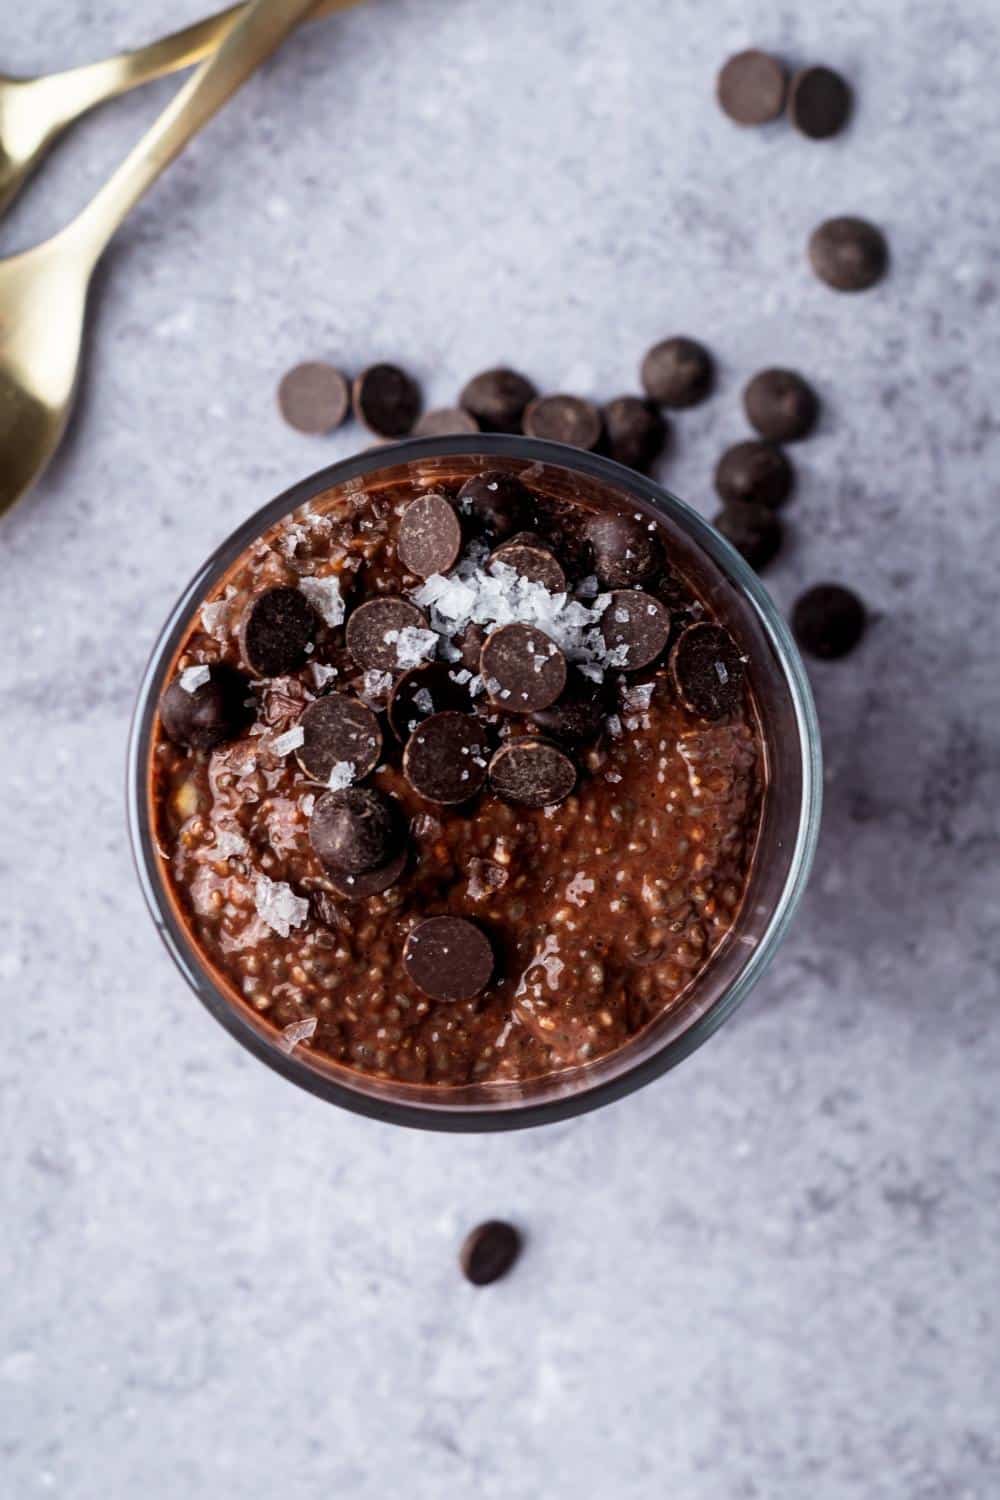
[{"left": 126, "top": 434, "right": 822, "bottom": 1132}]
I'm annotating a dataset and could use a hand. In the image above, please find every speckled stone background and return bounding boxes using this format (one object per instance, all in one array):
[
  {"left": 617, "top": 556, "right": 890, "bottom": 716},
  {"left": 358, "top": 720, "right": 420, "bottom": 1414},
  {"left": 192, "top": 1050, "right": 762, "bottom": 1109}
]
[{"left": 2, "top": 1, "right": 999, "bottom": 1495}]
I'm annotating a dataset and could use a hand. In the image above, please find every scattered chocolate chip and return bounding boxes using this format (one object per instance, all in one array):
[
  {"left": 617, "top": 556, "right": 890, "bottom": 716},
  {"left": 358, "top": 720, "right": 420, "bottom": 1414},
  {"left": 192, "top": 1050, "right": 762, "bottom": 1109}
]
[
  {"left": 324, "top": 846, "right": 409, "bottom": 900},
  {"left": 277, "top": 361, "right": 350, "bottom": 434},
  {"left": 457, "top": 470, "right": 534, "bottom": 539},
  {"left": 715, "top": 441, "right": 794, "bottom": 508},
  {"left": 744, "top": 369, "right": 818, "bottom": 443},
  {"left": 404, "top": 916, "right": 494, "bottom": 1001},
  {"left": 414, "top": 407, "right": 480, "bottom": 437},
  {"left": 388, "top": 661, "right": 467, "bottom": 741},
  {"left": 459, "top": 1220, "right": 522, "bottom": 1285},
  {"left": 397, "top": 492, "right": 463, "bottom": 578},
  {"left": 601, "top": 396, "right": 668, "bottom": 471},
  {"left": 457, "top": 623, "right": 487, "bottom": 672},
  {"left": 345, "top": 597, "right": 430, "bottom": 673},
  {"left": 160, "top": 664, "right": 251, "bottom": 751},
  {"left": 716, "top": 49, "right": 787, "bottom": 125},
  {"left": 459, "top": 368, "right": 537, "bottom": 433},
  {"left": 489, "top": 535, "right": 567, "bottom": 592},
  {"left": 670, "top": 623, "right": 746, "bottom": 719},
  {"left": 296, "top": 694, "right": 382, "bottom": 782},
  {"left": 241, "top": 587, "right": 319, "bottom": 677},
  {"left": 600, "top": 590, "right": 672, "bottom": 671},
  {"left": 352, "top": 363, "right": 421, "bottom": 437},
  {"left": 488, "top": 737, "right": 576, "bottom": 808},
  {"left": 791, "top": 583, "right": 867, "bottom": 658},
  {"left": 481, "top": 623, "right": 567, "bottom": 712},
  {"left": 641, "top": 336, "right": 714, "bottom": 409},
  {"left": 531, "top": 676, "right": 605, "bottom": 745},
  {"left": 713, "top": 502, "right": 783, "bottom": 571},
  {"left": 585, "top": 511, "right": 663, "bottom": 589},
  {"left": 309, "top": 787, "right": 401, "bottom": 874},
  {"left": 403, "top": 711, "right": 490, "bottom": 803},
  {"left": 522, "top": 394, "right": 603, "bottom": 451},
  {"left": 808, "top": 216, "right": 888, "bottom": 292},
  {"left": 789, "top": 65, "right": 852, "bottom": 139}
]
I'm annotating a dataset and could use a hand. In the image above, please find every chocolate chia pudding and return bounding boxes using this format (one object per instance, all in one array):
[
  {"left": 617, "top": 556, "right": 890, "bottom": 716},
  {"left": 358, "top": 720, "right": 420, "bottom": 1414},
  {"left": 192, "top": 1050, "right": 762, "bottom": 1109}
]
[{"left": 147, "top": 454, "right": 766, "bottom": 1092}]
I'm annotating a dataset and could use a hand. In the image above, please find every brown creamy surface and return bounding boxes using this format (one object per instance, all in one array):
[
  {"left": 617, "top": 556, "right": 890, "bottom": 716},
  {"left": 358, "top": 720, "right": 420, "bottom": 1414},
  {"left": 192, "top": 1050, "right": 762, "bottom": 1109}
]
[{"left": 151, "top": 470, "right": 764, "bottom": 1087}]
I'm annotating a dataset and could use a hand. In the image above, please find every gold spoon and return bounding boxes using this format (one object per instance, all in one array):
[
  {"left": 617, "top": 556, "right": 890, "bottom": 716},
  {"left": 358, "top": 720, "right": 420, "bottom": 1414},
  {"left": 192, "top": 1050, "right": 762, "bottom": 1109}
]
[
  {"left": 0, "top": 0, "right": 326, "bottom": 518},
  {"left": 0, "top": 0, "right": 360, "bottom": 219}
]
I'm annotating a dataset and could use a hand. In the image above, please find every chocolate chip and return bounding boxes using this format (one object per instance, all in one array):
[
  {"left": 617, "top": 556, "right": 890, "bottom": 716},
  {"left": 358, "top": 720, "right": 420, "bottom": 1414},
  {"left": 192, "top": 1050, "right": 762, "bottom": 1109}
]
[
  {"left": 459, "top": 1220, "right": 522, "bottom": 1285},
  {"left": 601, "top": 396, "right": 668, "bottom": 472},
  {"left": 457, "top": 470, "right": 533, "bottom": 539},
  {"left": 808, "top": 217, "right": 888, "bottom": 292},
  {"left": 522, "top": 394, "right": 603, "bottom": 451},
  {"left": 388, "top": 661, "right": 467, "bottom": 742},
  {"left": 277, "top": 361, "right": 350, "bottom": 434},
  {"left": 403, "top": 916, "right": 494, "bottom": 1001},
  {"left": 713, "top": 502, "right": 783, "bottom": 571},
  {"left": 160, "top": 664, "right": 251, "bottom": 751},
  {"left": 670, "top": 623, "right": 746, "bottom": 719},
  {"left": 530, "top": 675, "right": 605, "bottom": 745},
  {"left": 600, "top": 590, "right": 672, "bottom": 671},
  {"left": 488, "top": 737, "right": 576, "bottom": 808},
  {"left": 715, "top": 441, "right": 794, "bottom": 508},
  {"left": 481, "top": 623, "right": 567, "bottom": 712},
  {"left": 403, "top": 711, "right": 490, "bottom": 803},
  {"left": 414, "top": 407, "right": 480, "bottom": 437},
  {"left": 397, "top": 492, "right": 463, "bottom": 578},
  {"left": 585, "top": 511, "right": 663, "bottom": 588},
  {"left": 641, "top": 337, "right": 714, "bottom": 409},
  {"left": 744, "top": 369, "right": 818, "bottom": 443},
  {"left": 296, "top": 694, "right": 382, "bottom": 782},
  {"left": 345, "top": 597, "right": 430, "bottom": 673},
  {"left": 241, "top": 587, "right": 319, "bottom": 677},
  {"left": 459, "top": 368, "right": 537, "bottom": 433},
  {"left": 352, "top": 363, "right": 421, "bottom": 437},
  {"left": 489, "top": 535, "right": 567, "bottom": 592},
  {"left": 324, "top": 846, "right": 409, "bottom": 900},
  {"left": 456, "top": 623, "right": 486, "bottom": 672},
  {"left": 309, "top": 787, "right": 400, "bottom": 874},
  {"left": 789, "top": 65, "right": 852, "bottom": 139},
  {"left": 716, "top": 49, "right": 787, "bottom": 125},
  {"left": 791, "top": 583, "right": 866, "bottom": 659}
]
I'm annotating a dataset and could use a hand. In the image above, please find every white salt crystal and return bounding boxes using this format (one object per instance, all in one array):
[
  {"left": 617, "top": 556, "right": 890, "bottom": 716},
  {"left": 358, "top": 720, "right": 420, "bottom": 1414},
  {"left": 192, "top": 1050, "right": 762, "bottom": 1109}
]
[
  {"left": 299, "top": 793, "right": 316, "bottom": 817},
  {"left": 214, "top": 830, "right": 247, "bottom": 859},
  {"left": 715, "top": 660, "right": 729, "bottom": 684},
  {"left": 276, "top": 1016, "right": 318, "bottom": 1054},
  {"left": 309, "top": 662, "right": 338, "bottom": 689},
  {"left": 200, "top": 601, "right": 228, "bottom": 636},
  {"left": 605, "top": 770, "right": 623, "bottom": 784},
  {"left": 254, "top": 876, "right": 309, "bottom": 937},
  {"left": 360, "top": 669, "right": 393, "bottom": 704},
  {"left": 566, "top": 873, "right": 595, "bottom": 907},
  {"left": 621, "top": 682, "right": 655, "bottom": 714},
  {"left": 326, "top": 761, "right": 355, "bottom": 790},
  {"left": 299, "top": 573, "right": 345, "bottom": 627},
  {"left": 271, "top": 725, "right": 305, "bottom": 756},
  {"left": 449, "top": 668, "right": 472, "bottom": 685},
  {"left": 385, "top": 625, "right": 438, "bottom": 669},
  {"left": 413, "top": 687, "right": 435, "bottom": 714},
  {"left": 606, "top": 714, "right": 623, "bottom": 737},
  {"left": 179, "top": 664, "right": 211, "bottom": 694}
]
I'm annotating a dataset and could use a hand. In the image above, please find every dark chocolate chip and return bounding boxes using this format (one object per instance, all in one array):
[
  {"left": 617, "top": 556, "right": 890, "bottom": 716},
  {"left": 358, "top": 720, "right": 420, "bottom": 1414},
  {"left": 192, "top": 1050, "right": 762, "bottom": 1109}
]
[
  {"left": 716, "top": 49, "right": 787, "bottom": 125},
  {"left": 397, "top": 492, "right": 463, "bottom": 578},
  {"left": 345, "top": 597, "right": 431, "bottom": 673},
  {"left": 324, "top": 846, "right": 409, "bottom": 900},
  {"left": 160, "top": 664, "right": 251, "bottom": 751},
  {"left": 388, "top": 661, "right": 468, "bottom": 742},
  {"left": 600, "top": 590, "right": 672, "bottom": 671},
  {"left": 489, "top": 536, "right": 567, "bottom": 592},
  {"left": 403, "top": 711, "right": 490, "bottom": 803},
  {"left": 241, "top": 587, "right": 319, "bottom": 677},
  {"left": 309, "top": 787, "right": 401, "bottom": 874},
  {"left": 744, "top": 369, "right": 818, "bottom": 443},
  {"left": 789, "top": 65, "right": 852, "bottom": 139},
  {"left": 296, "top": 694, "right": 382, "bottom": 783},
  {"left": 809, "top": 217, "right": 888, "bottom": 292},
  {"left": 352, "top": 363, "right": 421, "bottom": 437},
  {"left": 403, "top": 916, "right": 494, "bottom": 1002},
  {"left": 713, "top": 502, "right": 783, "bottom": 571},
  {"left": 459, "top": 368, "right": 537, "bottom": 433},
  {"left": 530, "top": 675, "right": 605, "bottom": 745},
  {"left": 791, "top": 583, "right": 867, "bottom": 659},
  {"left": 640, "top": 337, "right": 714, "bottom": 409},
  {"left": 459, "top": 1220, "right": 522, "bottom": 1286},
  {"left": 480, "top": 623, "right": 567, "bottom": 712},
  {"left": 277, "top": 361, "right": 350, "bottom": 434},
  {"left": 670, "top": 622, "right": 746, "bottom": 719},
  {"left": 414, "top": 407, "right": 480, "bottom": 437},
  {"left": 585, "top": 511, "right": 663, "bottom": 589},
  {"left": 457, "top": 623, "right": 487, "bottom": 672},
  {"left": 488, "top": 737, "right": 576, "bottom": 808},
  {"left": 714, "top": 441, "right": 794, "bottom": 507},
  {"left": 457, "top": 470, "right": 534, "bottom": 539},
  {"left": 522, "top": 394, "right": 603, "bottom": 451},
  {"left": 601, "top": 396, "right": 668, "bottom": 472}
]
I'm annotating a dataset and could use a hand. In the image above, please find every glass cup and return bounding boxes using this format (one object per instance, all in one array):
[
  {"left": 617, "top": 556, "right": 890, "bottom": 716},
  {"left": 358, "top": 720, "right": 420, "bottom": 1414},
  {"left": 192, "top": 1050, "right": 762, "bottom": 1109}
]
[{"left": 127, "top": 435, "right": 821, "bottom": 1131}]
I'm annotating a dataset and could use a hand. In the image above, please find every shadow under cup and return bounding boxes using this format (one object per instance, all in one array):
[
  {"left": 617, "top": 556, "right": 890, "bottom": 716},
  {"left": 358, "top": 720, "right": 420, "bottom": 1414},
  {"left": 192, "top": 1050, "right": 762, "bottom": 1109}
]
[{"left": 127, "top": 436, "right": 822, "bottom": 1131}]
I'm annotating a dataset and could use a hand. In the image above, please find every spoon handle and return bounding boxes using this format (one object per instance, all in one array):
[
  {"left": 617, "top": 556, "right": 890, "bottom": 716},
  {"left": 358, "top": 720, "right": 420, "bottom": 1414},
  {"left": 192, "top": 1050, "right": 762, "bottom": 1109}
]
[{"left": 68, "top": 0, "right": 321, "bottom": 264}]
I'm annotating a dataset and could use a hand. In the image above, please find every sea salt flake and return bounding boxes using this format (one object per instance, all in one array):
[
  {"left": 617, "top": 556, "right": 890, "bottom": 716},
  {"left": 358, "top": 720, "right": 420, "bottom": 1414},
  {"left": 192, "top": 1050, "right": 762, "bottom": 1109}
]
[
  {"left": 271, "top": 725, "right": 305, "bottom": 756},
  {"left": 360, "top": 669, "right": 393, "bottom": 704},
  {"left": 566, "top": 873, "right": 595, "bottom": 907},
  {"left": 200, "top": 601, "right": 228, "bottom": 636},
  {"left": 254, "top": 876, "right": 309, "bottom": 937},
  {"left": 449, "top": 668, "right": 472, "bottom": 686},
  {"left": 276, "top": 1016, "right": 318, "bottom": 1054},
  {"left": 326, "top": 761, "right": 355, "bottom": 790},
  {"left": 309, "top": 662, "right": 338, "bottom": 689},
  {"left": 413, "top": 687, "right": 435, "bottom": 714},
  {"left": 715, "top": 660, "right": 729, "bottom": 684},
  {"left": 299, "top": 573, "right": 345, "bottom": 627},
  {"left": 180, "top": 664, "right": 211, "bottom": 694},
  {"left": 214, "top": 830, "right": 247, "bottom": 859},
  {"left": 606, "top": 714, "right": 623, "bottom": 737},
  {"left": 299, "top": 793, "right": 316, "bottom": 817}
]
